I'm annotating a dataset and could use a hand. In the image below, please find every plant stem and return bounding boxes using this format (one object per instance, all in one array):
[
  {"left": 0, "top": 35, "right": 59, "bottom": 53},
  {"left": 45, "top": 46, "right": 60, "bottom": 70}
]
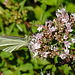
[
  {"left": 15, "top": 53, "right": 24, "bottom": 62},
  {"left": 1, "top": 57, "right": 14, "bottom": 72},
  {"left": 57, "top": 67, "right": 66, "bottom": 75}
]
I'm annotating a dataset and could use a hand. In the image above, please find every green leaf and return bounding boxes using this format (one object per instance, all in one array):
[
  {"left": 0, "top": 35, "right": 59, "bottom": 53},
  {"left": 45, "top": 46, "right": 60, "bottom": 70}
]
[
  {"left": 54, "top": 56, "right": 58, "bottom": 63},
  {"left": 0, "top": 18, "right": 4, "bottom": 34},
  {"left": 19, "top": 0, "right": 26, "bottom": 12},
  {"left": 31, "top": 59, "right": 39, "bottom": 69},
  {"left": 42, "top": 11, "right": 51, "bottom": 24},
  {"left": 22, "top": 73, "right": 33, "bottom": 75},
  {"left": 0, "top": 0, "right": 5, "bottom": 3},
  {"left": 41, "top": 3, "right": 47, "bottom": 11},
  {"left": 15, "top": 71, "right": 21, "bottom": 75},
  {"left": 66, "top": 3, "right": 75, "bottom": 12},
  {"left": 17, "top": 58, "right": 23, "bottom": 64},
  {"left": 52, "top": 65, "right": 56, "bottom": 72},
  {"left": 6, "top": 23, "right": 15, "bottom": 35},
  {"left": 22, "top": 24, "right": 28, "bottom": 34},
  {"left": 16, "top": 24, "right": 23, "bottom": 32},
  {"left": 0, "top": 51, "right": 12, "bottom": 58},
  {"left": 24, "top": 6, "right": 34, "bottom": 11},
  {"left": 19, "top": 63, "right": 33, "bottom": 72},
  {"left": 58, "top": 64, "right": 71, "bottom": 75},
  {"left": 5, "top": 10, "right": 11, "bottom": 19},
  {"left": 38, "top": 0, "right": 58, "bottom": 6},
  {"left": 12, "top": 27, "right": 19, "bottom": 36},
  {"left": 36, "top": 57, "right": 50, "bottom": 65},
  {"left": 3, "top": 70, "right": 13, "bottom": 75},
  {"left": 31, "top": 25, "right": 37, "bottom": 33},
  {"left": 8, "top": 56, "right": 14, "bottom": 61},
  {"left": 44, "top": 64, "right": 53, "bottom": 70},
  {"left": 0, "top": 59, "right": 4, "bottom": 67},
  {"left": 34, "top": 6, "right": 44, "bottom": 20}
]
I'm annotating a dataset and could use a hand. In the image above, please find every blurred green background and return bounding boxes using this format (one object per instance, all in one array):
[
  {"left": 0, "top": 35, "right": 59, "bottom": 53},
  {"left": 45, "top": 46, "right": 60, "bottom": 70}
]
[{"left": 0, "top": 0, "right": 75, "bottom": 75}]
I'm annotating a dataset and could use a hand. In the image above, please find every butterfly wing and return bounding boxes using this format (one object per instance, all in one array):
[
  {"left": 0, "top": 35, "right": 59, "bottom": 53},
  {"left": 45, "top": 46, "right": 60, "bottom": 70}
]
[{"left": 0, "top": 35, "right": 31, "bottom": 52}]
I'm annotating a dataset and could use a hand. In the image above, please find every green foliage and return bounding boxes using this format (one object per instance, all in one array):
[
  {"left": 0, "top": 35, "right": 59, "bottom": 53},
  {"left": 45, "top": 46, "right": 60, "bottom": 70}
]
[
  {"left": 38, "top": 0, "right": 58, "bottom": 6},
  {"left": 0, "top": 52, "right": 12, "bottom": 58},
  {"left": 0, "top": 0, "right": 75, "bottom": 75},
  {"left": 31, "top": 25, "right": 37, "bottom": 33},
  {"left": 58, "top": 64, "right": 72, "bottom": 75},
  {"left": 66, "top": 3, "right": 75, "bottom": 12}
]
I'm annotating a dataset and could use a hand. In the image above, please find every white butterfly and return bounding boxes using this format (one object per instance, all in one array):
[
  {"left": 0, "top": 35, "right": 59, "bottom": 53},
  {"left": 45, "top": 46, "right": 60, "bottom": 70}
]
[{"left": 0, "top": 35, "right": 31, "bottom": 52}]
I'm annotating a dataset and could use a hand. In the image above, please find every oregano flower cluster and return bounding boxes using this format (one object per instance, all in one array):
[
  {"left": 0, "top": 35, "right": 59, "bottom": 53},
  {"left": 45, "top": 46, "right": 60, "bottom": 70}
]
[{"left": 29, "top": 8, "right": 75, "bottom": 60}]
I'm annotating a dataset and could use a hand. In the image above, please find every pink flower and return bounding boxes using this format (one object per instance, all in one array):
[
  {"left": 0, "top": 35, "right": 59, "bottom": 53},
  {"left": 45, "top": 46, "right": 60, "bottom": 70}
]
[
  {"left": 35, "top": 33, "right": 43, "bottom": 39},
  {"left": 51, "top": 45, "right": 53, "bottom": 50},
  {"left": 64, "top": 41, "right": 71, "bottom": 48},
  {"left": 56, "top": 12, "right": 61, "bottom": 17},
  {"left": 48, "top": 27, "right": 52, "bottom": 34},
  {"left": 60, "top": 47, "right": 69, "bottom": 59},
  {"left": 56, "top": 8, "right": 66, "bottom": 18},
  {"left": 64, "top": 48, "right": 69, "bottom": 55},
  {"left": 60, "top": 54, "right": 66, "bottom": 59},
  {"left": 48, "top": 24, "right": 51, "bottom": 28},
  {"left": 29, "top": 8, "right": 75, "bottom": 60},
  {"left": 5, "top": 0, "right": 8, "bottom": 2},
  {"left": 54, "top": 46, "right": 58, "bottom": 51},
  {"left": 32, "top": 42, "right": 41, "bottom": 50},
  {"left": 62, "top": 18, "right": 67, "bottom": 23},
  {"left": 71, "top": 13, "right": 75, "bottom": 20},
  {"left": 29, "top": 38, "right": 41, "bottom": 51},
  {"left": 51, "top": 26, "right": 57, "bottom": 32},
  {"left": 63, "top": 34, "right": 68, "bottom": 39},
  {"left": 43, "top": 52, "right": 50, "bottom": 58},
  {"left": 66, "top": 23, "right": 73, "bottom": 32},
  {"left": 57, "top": 8, "right": 65, "bottom": 13},
  {"left": 3, "top": 2, "right": 6, "bottom": 5},
  {"left": 3, "top": 0, "right": 8, "bottom": 5},
  {"left": 45, "top": 20, "right": 52, "bottom": 27},
  {"left": 37, "top": 26, "right": 43, "bottom": 32},
  {"left": 71, "top": 38, "right": 75, "bottom": 43},
  {"left": 50, "top": 45, "right": 58, "bottom": 51},
  {"left": 67, "top": 26, "right": 73, "bottom": 32}
]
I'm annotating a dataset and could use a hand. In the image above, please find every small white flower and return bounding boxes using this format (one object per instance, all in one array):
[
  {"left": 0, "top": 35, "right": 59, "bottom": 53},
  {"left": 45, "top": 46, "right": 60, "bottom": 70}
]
[
  {"left": 29, "top": 38, "right": 41, "bottom": 51},
  {"left": 64, "top": 41, "right": 71, "bottom": 48},
  {"left": 60, "top": 54, "right": 66, "bottom": 59},
  {"left": 51, "top": 26, "right": 57, "bottom": 32},
  {"left": 71, "top": 38, "right": 75, "bottom": 43},
  {"left": 54, "top": 46, "right": 58, "bottom": 51},
  {"left": 62, "top": 18, "right": 68, "bottom": 23},
  {"left": 33, "top": 42, "right": 41, "bottom": 49},
  {"left": 67, "top": 28, "right": 73, "bottom": 32},
  {"left": 43, "top": 52, "right": 50, "bottom": 58},
  {"left": 57, "top": 8, "right": 65, "bottom": 13},
  {"left": 66, "top": 23, "right": 73, "bottom": 32},
  {"left": 37, "top": 26, "right": 43, "bottom": 32},
  {"left": 71, "top": 13, "right": 75, "bottom": 20},
  {"left": 63, "top": 34, "right": 68, "bottom": 39},
  {"left": 33, "top": 51, "right": 38, "bottom": 58},
  {"left": 41, "top": 69, "right": 44, "bottom": 75},
  {"left": 47, "top": 73, "right": 51, "bottom": 75},
  {"left": 51, "top": 45, "right": 53, "bottom": 50},
  {"left": 64, "top": 48, "right": 69, "bottom": 55},
  {"left": 71, "top": 13, "right": 75, "bottom": 16},
  {"left": 35, "top": 33, "right": 43, "bottom": 40}
]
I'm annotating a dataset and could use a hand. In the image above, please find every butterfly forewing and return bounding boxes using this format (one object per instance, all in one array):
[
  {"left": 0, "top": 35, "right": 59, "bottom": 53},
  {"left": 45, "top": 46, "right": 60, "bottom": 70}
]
[{"left": 0, "top": 36, "right": 30, "bottom": 52}]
